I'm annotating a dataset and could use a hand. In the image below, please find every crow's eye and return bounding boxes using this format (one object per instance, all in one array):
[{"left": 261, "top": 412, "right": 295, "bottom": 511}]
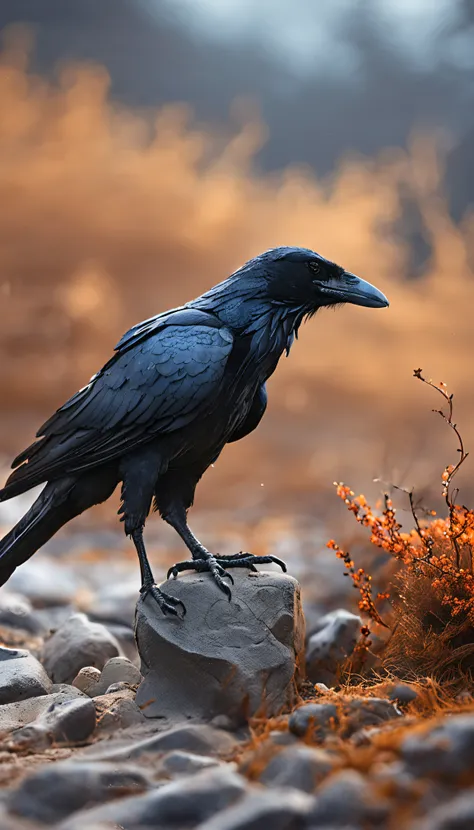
[{"left": 308, "top": 261, "right": 321, "bottom": 278}]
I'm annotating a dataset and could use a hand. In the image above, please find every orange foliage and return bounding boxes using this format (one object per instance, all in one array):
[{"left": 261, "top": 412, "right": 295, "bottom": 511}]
[{"left": 329, "top": 371, "right": 474, "bottom": 684}]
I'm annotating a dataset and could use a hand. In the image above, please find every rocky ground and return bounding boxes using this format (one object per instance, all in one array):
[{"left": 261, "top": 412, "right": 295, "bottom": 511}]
[{"left": 0, "top": 546, "right": 473, "bottom": 829}]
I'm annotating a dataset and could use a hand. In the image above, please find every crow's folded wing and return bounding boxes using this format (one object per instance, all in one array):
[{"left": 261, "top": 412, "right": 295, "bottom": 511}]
[{"left": 7, "top": 322, "right": 234, "bottom": 488}]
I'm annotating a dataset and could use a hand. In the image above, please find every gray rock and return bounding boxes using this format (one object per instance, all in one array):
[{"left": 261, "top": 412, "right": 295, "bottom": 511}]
[
  {"left": 0, "top": 647, "right": 52, "bottom": 704},
  {"left": 267, "top": 729, "right": 298, "bottom": 747},
  {"left": 288, "top": 702, "right": 339, "bottom": 740},
  {"left": 0, "top": 591, "right": 44, "bottom": 634},
  {"left": 34, "top": 604, "right": 78, "bottom": 633},
  {"left": 388, "top": 683, "right": 419, "bottom": 706},
  {"left": 58, "top": 766, "right": 247, "bottom": 830},
  {"left": 196, "top": 788, "right": 314, "bottom": 830},
  {"left": 159, "top": 751, "right": 221, "bottom": 776},
  {"left": 341, "top": 697, "right": 402, "bottom": 737},
  {"left": 101, "top": 622, "right": 139, "bottom": 664},
  {"left": 0, "top": 686, "right": 87, "bottom": 733},
  {"left": 259, "top": 745, "right": 335, "bottom": 792},
  {"left": 72, "top": 656, "right": 141, "bottom": 699},
  {"left": 87, "top": 582, "right": 139, "bottom": 628},
  {"left": 308, "top": 769, "right": 390, "bottom": 827},
  {"left": 87, "top": 656, "right": 142, "bottom": 696},
  {"left": 7, "top": 761, "right": 151, "bottom": 823},
  {"left": 135, "top": 570, "right": 305, "bottom": 724},
  {"left": 416, "top": 789, "right": 474, "bottom": 830},
  {"left": 7, "top": 559, "right": 85, "bottom": 607},
  {"left": 104, "top": 681, "right": 134, "bottom": 693},
  {"left": 42, "top": 613, "right": 121, "bottom": 684},
  {"left": 401, "top": 714, "right": 474, "bottom": 779},
  {"left": 306, "top": 608, "right": 362, "bottom": 686},
  {"left": 95, "top": 695, "right": 145, "bottom": 733},
  {"left": 371, "top": 759, "right": 421, "bottom": 799},
  {"left": 79, "top": 722, "right": 237, "bottom": 762},
  {"left": 51, "top": 683, "right": 88, "bottom": 696},
  {"left": 7, "top": 695, "right": 96, "bottom": 749},
  {"left": 210, "top": 714, "right": 236, "bottom": 731},
  {"left": 72, "top": 666, "right": 102, "bottom": 695}
]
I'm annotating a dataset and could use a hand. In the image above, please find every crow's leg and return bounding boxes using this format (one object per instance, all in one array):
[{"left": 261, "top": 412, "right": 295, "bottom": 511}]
[
  {"left": 163, "top": 506, "right": 286, "bottom": 599},
  {"left": 163, "top": 505, "right": 233, "bottom": 599},
  {"left": 120, "top": 450, "right": 185, "bottom": 617},
  {"left": 131, "top": 527, "right": 185, "bottom": 617}
]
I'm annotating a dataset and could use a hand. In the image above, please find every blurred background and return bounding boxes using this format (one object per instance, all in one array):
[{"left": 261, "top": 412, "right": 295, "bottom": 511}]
[{"left": 0, "top": 0, "right": 473, "bottom": 610}]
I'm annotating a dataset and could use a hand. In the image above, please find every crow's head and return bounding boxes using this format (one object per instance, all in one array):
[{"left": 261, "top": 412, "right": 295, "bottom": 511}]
[{"left": 254, "top": 246, "right": 389, "bottom": 312}]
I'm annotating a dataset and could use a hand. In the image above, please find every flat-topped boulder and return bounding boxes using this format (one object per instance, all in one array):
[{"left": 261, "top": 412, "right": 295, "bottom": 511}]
[{"left": 135, "top": 569, "right": 305, "bottom": 725}]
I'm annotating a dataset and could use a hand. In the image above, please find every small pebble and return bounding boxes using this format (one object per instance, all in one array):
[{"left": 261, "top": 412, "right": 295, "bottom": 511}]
[{"left": 72, "top": 666, "right": 102, "bottom": 695}]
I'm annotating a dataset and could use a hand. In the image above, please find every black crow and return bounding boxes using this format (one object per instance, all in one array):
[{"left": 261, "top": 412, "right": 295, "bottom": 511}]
[{"left": 0, "top": 247, "right": 388, "bottom": 615}]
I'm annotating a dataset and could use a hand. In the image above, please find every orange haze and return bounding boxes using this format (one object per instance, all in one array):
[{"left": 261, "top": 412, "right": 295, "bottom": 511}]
[{"left": 1, "top": 31, "right": 474, "bottom": 529}]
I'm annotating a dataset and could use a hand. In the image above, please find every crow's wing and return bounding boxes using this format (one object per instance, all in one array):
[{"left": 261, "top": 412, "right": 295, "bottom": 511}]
[{"left": 6, "top": 319, "right": 234, "bottom": 490}]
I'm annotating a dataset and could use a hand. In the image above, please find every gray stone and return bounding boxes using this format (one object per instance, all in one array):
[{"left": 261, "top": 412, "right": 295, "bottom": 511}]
[
  {"left": 58, "top": 766, "right": 247, "bottom": 830},
  {"left": 0, "top": 591, "right": 44, "bottom": 634},
  {"left": 72, "top": 657, "right": 141, "bottom": 699},
  {"left": 401, "top": 714, "right": 474, "bottom": 779},
  {"left": 306, "top": 608, "right": 362, "bottom": 686},
  {"left": 34, "top": 604, "right": 77, "bottom": 633},
  {"left": 7, "top": 559, "right": 85, "bottom": 607},
  {"left": 101, "top": 622, "right": 139, "bottom": 664},
  {"left": 0, "top": 647, "right": 52, "bottom": 704},
  {"left": 135, "top": 570, "right": 305, "bottom": 724},
  {"left": 267, "top": 729, "right": 298, "bottom": 747},
  {"left": 196, "top": 788, "right": 314, "bottom": 830},
  {"left": 95, "top": 695, "right": 145, "bottom": 733},
  {"left": 79, "top": 722, "right": 238, "bottom": 762},
  {"left": 210, "top": 714, "right": 236, "bottom": 731},
  {"left": 341, "top": 697, "right": 402, "bottom": 737},
  {"left": 159, "top": 751, "right": 221, "bottom": 776},
  {"left": 7, "top": 761, "right": 151, "bottom": 824},
  {"left": 51, "top": 683, "right": 88, "bottom": 696},
  {"left": 259, "top": 745, "right": 335, "bottom": 792},
  {"left": 308, "top": 769, "right": 390, "bottom": 827},
  {"left": 88, "top": 581, "right": 140, "bottom": 628},
  {"left": 88, "top": 656, "right": 142, "bottom": 696},
  {"left": 7, "top": 695, "right": 96, "bottom": 749},
  {"left": 416, "top": 790, "right": 474, "bottom": 830},
  {"left": 104, "top": 681, "right": 134, "bottom": 693},
  {"left": 72, "top": 666, "right": 102, "bottom": 695},
  {"left": 388, "top": 683, "right": 419, "bottom": 706},
  {"left": 288, "top": 702, "right": 339, "bottom": 740},
  {"left": 0, "top": 686, "right": 87, "bottom": 734},
  {"left": 42, "top": 612, "right": 121, "bottom": 684}
]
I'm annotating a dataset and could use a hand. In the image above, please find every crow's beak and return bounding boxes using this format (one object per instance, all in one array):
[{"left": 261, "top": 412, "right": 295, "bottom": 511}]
[{"left": 321, "top": 272, "right": 389, "bottom": 308}]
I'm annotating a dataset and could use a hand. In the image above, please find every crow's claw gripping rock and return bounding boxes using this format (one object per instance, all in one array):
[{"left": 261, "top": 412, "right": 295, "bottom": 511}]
[
  {"left": 166, "top": 551, "right": 287, "bottom": 601},
  {"left": 140, "top": 583, "right": 186, "bottom": 617},
  {"left": 167, "top": 555, "right": 233, "bottom": 600},
  {"left": 214, "top": 552, "right": 287, "bottom": 572}
]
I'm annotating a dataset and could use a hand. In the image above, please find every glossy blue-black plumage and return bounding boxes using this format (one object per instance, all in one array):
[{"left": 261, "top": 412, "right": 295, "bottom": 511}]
[{"left": 0, "top": 246, "right": 388, "bottom": 594}]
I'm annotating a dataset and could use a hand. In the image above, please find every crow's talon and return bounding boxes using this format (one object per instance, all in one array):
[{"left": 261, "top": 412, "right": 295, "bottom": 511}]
[
  {"left": 165, "top": 552, "right": 286, "bottom": 602},
  {"left": 166, "top": 554, "right": 234, "bottom": 599},
  {"left": 140, "top": 583, "right": 186, "bottom": 617},
  {"left": 215, "top": 553, "right": 287, "bottom": 573},
  {"left": 167, "top": 560, "right": 196, "bottom": 580},
  {"left": 214, "top": 574, "right": 232, "bottom": 600},
  {"left": 213, "top": 563, "right": 234, "bottom": 584}
]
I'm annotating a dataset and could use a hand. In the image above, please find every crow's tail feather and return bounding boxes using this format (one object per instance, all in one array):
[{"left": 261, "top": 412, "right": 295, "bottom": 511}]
[
  {"left": 0, "top": 469, "right": 118, "bottom": 587},
  {"left": 0, "top": 479, "right": 74, "bottom": 586}
]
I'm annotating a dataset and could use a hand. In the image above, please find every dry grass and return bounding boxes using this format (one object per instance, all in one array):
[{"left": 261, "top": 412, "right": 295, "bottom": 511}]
[{"left": 329, "top": 373, "right": 474, "bottom": 691}]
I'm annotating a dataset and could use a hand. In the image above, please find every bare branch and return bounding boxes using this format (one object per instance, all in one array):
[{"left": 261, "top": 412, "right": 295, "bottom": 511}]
[{"left": 413, "top": 369, "right": 469, "bottom": 568}]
